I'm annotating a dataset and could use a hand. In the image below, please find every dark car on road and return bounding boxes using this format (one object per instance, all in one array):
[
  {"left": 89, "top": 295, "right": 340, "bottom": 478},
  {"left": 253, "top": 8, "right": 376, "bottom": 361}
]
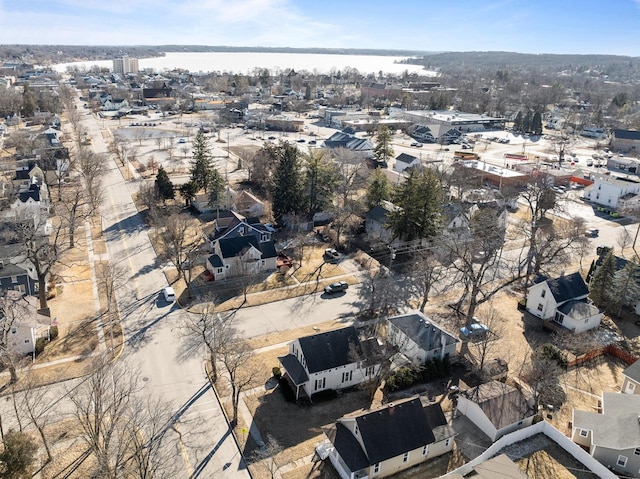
[{"left": 324, "top": 281, "right": 348, "bottom": 295}]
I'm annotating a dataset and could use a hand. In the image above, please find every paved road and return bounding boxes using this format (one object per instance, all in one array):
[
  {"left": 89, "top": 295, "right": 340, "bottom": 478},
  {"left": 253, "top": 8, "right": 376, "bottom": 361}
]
[{"left": 79, "top": 95, "right": 252, "bottom": 479}]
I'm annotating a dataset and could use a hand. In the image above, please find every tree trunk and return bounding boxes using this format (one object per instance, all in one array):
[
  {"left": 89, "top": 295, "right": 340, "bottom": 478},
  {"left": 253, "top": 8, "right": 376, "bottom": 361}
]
[
  {"left": 36, "top": 424, "right": 52, "bottom": 462},
  {"left": 38, "top": 276, "right": 48, "bottom": 310}
]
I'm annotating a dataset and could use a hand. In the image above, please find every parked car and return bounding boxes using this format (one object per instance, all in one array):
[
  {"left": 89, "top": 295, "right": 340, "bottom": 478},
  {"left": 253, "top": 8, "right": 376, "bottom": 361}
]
[
  {"left": 178, "top": 138, "right": 187, "bottom": 144},
  {"left": 585, "top": 228, "right": 599, "bottom": 237},
  {"left": 460, "top": 322, "right": 489, "bottom": 339},
  {"left": 297, "top": 139, "right": 306, "bottom": 143},
  {"left": 162, "top": 287, "right": 176, "bottom": 303},
  {"left": 268, "top": 136, "right": 276, "bottom": 140},
  {"left": 324, "top": 248, "right": 340, "bottom": 261},
  {"left": 410, "top": 142, "right": 423, "bottom": 147},
  {"left": 324, "top": 281, "right": 348, "bottom": 295}
]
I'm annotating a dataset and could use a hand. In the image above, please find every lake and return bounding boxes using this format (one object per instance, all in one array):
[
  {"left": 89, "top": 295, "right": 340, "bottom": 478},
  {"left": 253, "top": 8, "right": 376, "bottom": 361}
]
[{"left": 53, "top": 51, "right": 436, "bottom": 76}]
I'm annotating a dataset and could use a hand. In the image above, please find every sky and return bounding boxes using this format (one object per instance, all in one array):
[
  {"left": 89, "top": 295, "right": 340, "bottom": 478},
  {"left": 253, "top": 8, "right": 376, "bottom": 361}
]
[{"left": 0, "top": 0, "right": 639, "bottom": 56}]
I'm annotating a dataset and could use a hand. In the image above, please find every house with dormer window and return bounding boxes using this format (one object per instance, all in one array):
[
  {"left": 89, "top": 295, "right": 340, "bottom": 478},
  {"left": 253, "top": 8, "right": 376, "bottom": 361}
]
[
  {"left": 278, "top": 326, "right": 382, "bottom": 401},
  {"left": 204, "top": 211, "right": 277, "bottom": 280}
]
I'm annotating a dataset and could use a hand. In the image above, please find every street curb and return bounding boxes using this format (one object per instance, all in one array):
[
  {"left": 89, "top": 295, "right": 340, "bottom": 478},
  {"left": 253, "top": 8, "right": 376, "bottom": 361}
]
[{"left": 204, "top": 361, "right": 254, "bottom": 479}]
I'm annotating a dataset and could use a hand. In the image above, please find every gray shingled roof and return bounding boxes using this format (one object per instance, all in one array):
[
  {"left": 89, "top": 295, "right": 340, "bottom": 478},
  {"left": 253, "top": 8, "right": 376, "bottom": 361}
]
[
  {"left": 462, "top": 381, "right": 533, "bottom": 430},
  {"left": 545, "top": 272, "right": 589, "bottom": 303},
  {"left": 277, "top": 354, "right": 309, "bottom": 385},
  {"left": 395, "top": 153, "right": 419, "bottom": 164},
  {"left": 297, "top": 326, "right": 359, "bottom": 374},
  {"left": 623, "top": 360, "right": 640, "bottom": 382},
  {"left": 356, "top": 398, "right": 440, "bottom": 464},
  {"left": 557, "top": 300, "right": 599, "bottom": 319},
  {"left": 388, "top": 313, "right": 459, "bottom": 352}
]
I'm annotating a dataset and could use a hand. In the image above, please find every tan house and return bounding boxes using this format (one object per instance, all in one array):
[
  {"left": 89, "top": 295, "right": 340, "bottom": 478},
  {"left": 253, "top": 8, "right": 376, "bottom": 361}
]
[{"left": 321, "top": 396, "right": 455, "bottom": 479}]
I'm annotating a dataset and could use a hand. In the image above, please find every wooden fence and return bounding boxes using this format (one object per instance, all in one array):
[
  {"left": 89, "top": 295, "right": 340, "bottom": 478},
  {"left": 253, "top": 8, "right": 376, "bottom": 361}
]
[{"left": 567, "top": 344, "right": 637, "bottom": 369}]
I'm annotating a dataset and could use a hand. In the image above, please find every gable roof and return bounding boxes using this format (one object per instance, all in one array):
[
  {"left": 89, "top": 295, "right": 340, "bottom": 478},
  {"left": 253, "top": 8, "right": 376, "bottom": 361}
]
[
  {"left": 355, "top": 398, "right": 442, "bottom": 464},
  {"left": 462, "top": 381, "right": 533, "bottom": 430},
  {"left": 218, "top": 235, "right": 276, "bottom": 260},
  {"left": 395, "top": 153, "right": 419, "bottom": 164},
  {"left": 573, "top": 392, "right": 640, "bottom": 450},
  {"left": 388, "top": 312, "right": 459, "bottom": 352},
  {"left": 297, "top": 326, "right": 360, "bottom": 373},
  {"left": 544, "top": 272, "right": 589, "bottom": 303},
  {"left": 623, "top": 359, "right": 640, "bottom": 382}
]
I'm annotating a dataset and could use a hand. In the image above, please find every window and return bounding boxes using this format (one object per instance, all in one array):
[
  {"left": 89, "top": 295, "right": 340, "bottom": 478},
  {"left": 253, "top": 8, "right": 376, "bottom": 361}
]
[
  {"left": 261, "top": 233, "right": 268, "bottom": 242},
  {"left": 634, "top": 448, "right": 640, "bottom": 456},
  {"left": 342, "top": 371, "right": 352, "bottom": 383},
  {"left": 580, "top": 429, "right": 589, "bottom": 438},
  {"left": 354, "top": 425, "right": 359, "bottom": 436},
  {"left": 373, "top": 463, "right": 380, "bottom": 475},
  {"left": 10, "top": 275, "right": 17, "bottom": 283},
  {"left": 537, "top": 303, "right": 543, "bottom": 312},
  {"left": 217, "top": 268, "right": 223, "bottom": 274},
  {"left": 617, "top": 455, "right": 628, "bottom": 468},
  {"left": 445, "top": 438, "right": 452, "bottom": 448},
  {"left": 402, "top": 452, "right": 409, "bottom": 463},
  {"left": 24, "top": 339, "right": 29, "bottom": 344},
  {"left": 33, "top": 282, "right": 39, "bottom": 292},
  {"left": 366, "top": 366, "right": 375, "bottom": 376},
  {"left": 10, "top": 328, "right": 16, "bottom": 335},
  {"left": 15, "top": 285, "right": 25, "bottom": 294},
  {"left": 422, "top": 445, "right": 428, "bottom": 456},
  {"left": 541, "top": 289, "right": 546, "bottom": 298},
  {"left": 314, "top": 378, "right": 326, "bottom": 391}
]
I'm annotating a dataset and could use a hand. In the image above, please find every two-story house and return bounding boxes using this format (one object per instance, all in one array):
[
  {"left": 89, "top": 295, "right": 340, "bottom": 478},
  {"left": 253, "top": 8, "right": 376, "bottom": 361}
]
[
  {"left": 583, "top": 174, "right": 640, "bottom": 210},
  {"left": 386, "top": 311, "right": 459, "bottom": 365},
  {"left": 572, "top": 392, "right": 640, "bottom": 477},
  {"left": 0, "top": 243, "right": 39, "bottom": 297},
  {"left": 204, "top": 211, "right": 277, "bottom": 281},
  {"left": 320, "top": 396, "right": 455, "bottom": 479},
  {"left": 278, "top": 326, "right": 382, "bottom": 401},
  {"left": 0, "top": 291, "right": 51, "bottom": 356},
  {"left": 525, "top": 272, "right": 602, "bottom": 333}
]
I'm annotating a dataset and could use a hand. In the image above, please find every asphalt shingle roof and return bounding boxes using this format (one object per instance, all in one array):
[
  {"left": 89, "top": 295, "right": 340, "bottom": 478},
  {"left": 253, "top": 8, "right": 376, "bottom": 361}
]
[
  {"left": 395, "top": 153, "right": 418, "bottom": 164},
  {"left": 545, "top": 272, "right": 589, "bottom": 303},
  {"left": 623, "top": 360, "right": 640, "bottom": 382},
  {"left": 388, "top": 313, "right": 459, "bottom": 352},
  {"left": 277, "top": 354, "right": 309, "bottom": 385},
  {"left": 297, "top": 326, "right": 359, "bottom": 374},
  {"left": 356, "top": 398, "right": 439, "bottom": 464}
]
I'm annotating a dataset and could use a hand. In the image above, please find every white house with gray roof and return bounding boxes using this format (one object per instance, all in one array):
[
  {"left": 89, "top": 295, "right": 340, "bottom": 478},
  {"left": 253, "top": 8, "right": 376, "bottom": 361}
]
[
  {"left": 277, "top": 326, "right": 382, "bottom": 401},
  {"left": 621, "top": 360, "right": 640, "bottom": 395},
  {"left": 526, "top": 272, "right": 602, "bottom": 333},
  {"left": 572, "top": 392, "right": 640, "bottom": 477},
  {"left": 393, "top": 153, "right": 420, "bottom": 173},
  {"left": 386, "top": 311, "right": 459, "bottom": 365}
]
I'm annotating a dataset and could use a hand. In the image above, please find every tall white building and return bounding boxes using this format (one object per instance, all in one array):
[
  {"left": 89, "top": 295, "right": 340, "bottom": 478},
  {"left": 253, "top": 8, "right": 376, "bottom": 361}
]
[{"left": 112, "top": 55, "right": 139, "bottom": 75}]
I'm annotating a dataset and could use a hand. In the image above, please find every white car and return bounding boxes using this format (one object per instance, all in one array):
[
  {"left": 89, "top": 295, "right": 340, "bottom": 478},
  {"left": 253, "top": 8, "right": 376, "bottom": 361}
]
[{"left": 163, "top": 287, "right": 176, "bottom": 302}]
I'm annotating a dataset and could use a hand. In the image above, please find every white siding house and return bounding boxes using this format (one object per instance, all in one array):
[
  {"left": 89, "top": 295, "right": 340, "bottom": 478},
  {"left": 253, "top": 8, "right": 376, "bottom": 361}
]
[
  {"left": 526, "top": 272, "right": 602, "bottom": 333},
  {"left": 583, "top": 175, "right": 640, "bottom": 210},
  {"left": 386, "top": 311, "right": 459, "bottom": 364},
  {"left": 278, "top": 326, "right": 382, "bottom": 401}
]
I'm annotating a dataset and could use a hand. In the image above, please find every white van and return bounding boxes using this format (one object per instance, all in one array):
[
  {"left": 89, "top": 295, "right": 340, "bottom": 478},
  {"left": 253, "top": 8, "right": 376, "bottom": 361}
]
[{"left": 163, "top": 287, "right": 176, "bottom": 302}]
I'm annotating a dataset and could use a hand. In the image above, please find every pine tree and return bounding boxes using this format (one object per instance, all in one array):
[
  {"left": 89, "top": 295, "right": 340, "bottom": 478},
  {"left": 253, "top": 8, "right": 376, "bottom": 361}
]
[
  {"left": 179, "top": 181, "right": 198, "bottom": 207},
  {"left": 611, "top": 260, "right": 640, "bottom": 317},
  {"left": 304, "top": 150, "right": 339, "bottom": 216},
  {"left": 365, "top": 168, "right": 392, "bottom": 210},
  {"left": 373, "top": 126, "right": 394, "bottom": 166},
  {"left": 522, "top": 111, "right": 532, "bottom": 134},
  {"left": 155, "top": 166, "right": 174, "bottom": 202},
  {"left": 513, "top": 111, "right": 523, "bottom": 133},
  {"left": 189, "top": 131, "right": 215, "bottom": 192},
  {"left": 208, "top": 169, "right": 225, "bottom": 208},
  {"left": 531, "top": 111, "right": 543, "bottom": 136},
  {"left": 388, "top": 168, "right": 443, "bottom": 242},
  {"left": 270, "top": 143, "right": 305, "bottom": 223},
  {"left": 589, "top": 251, "right": 617, "bottom": 307}
]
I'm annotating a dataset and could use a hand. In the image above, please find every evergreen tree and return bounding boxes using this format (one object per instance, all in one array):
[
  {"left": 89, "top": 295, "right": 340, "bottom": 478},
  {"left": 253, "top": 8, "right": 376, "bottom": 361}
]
[
  {"left": 388, "top": 168, "right": 443, "bottom": 242},
  {"left": 373, "top": 126, "right": 394, "bottom": 166},
  {"left": 155, "top": 166, "right": 175, "bottom": 202},
  {"left": 365, "top": 168, "right": 392, "bottom": 210},
  {"left": 179, "top": 181, "right": 198, "bottom": 207},
  {"left": 304, "top": 150, "right": 339, "bottom": 216},
  {"left": 270, "top": 143, "right": 305, "bottom": 223},
  {"left": 21, "top": 84, "right": 36, "bottom": 117},
  {"left": 513, "top": 111, "right": 523, "bottom": 133},
  {"left": 522, "top": 110, "right": 532, "bottom": 133},
  {"left": 0, "top": 430, "right": 37, "bottom": 479},
  {"left": 589, "top": 251, "right": 617, "bottom": 307},
  {"left": 531, "top": 111, "right": 543, "bottom": 136},
  {"left": 611, "top": 260, "right": 640, "bottom": 317},
  {"left": 189, "top": 131, "right": 215, "bottom": 192},
  {"left": 208, "top": 168, "right": 225, "bottom": 208}
]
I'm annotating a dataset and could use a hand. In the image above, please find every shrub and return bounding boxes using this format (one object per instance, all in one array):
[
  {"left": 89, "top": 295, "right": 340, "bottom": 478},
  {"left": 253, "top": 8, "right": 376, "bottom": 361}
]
[
  {"left": 49, "top": 326, "right": 59, "bottom": 340},
  {"left": 539, "top": 343, "right": 568, "bottom": 369},
  {"left": 272, "top": 367, "right": 282, "bottom": 378},
  {"left": 385, "top": 358, "right": 451, "bottom": 392},
  {"left": 35, "top": 338, "right": 46, "bottom": 356}
]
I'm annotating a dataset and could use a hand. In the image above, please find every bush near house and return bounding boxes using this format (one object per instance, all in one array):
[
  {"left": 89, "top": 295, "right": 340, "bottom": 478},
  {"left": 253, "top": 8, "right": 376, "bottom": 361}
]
[
  {"left": 539, "top": 343, "right": 568, "bottom": 369},
  {"left": 385, "top": 357, "right": 452, "bottom": 392}
]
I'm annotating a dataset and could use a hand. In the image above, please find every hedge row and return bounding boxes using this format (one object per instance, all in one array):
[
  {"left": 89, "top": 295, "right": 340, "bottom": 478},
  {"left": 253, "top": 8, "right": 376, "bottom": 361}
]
[{"left": 385, "top": 357, "right": 452, "bottom": 392}]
